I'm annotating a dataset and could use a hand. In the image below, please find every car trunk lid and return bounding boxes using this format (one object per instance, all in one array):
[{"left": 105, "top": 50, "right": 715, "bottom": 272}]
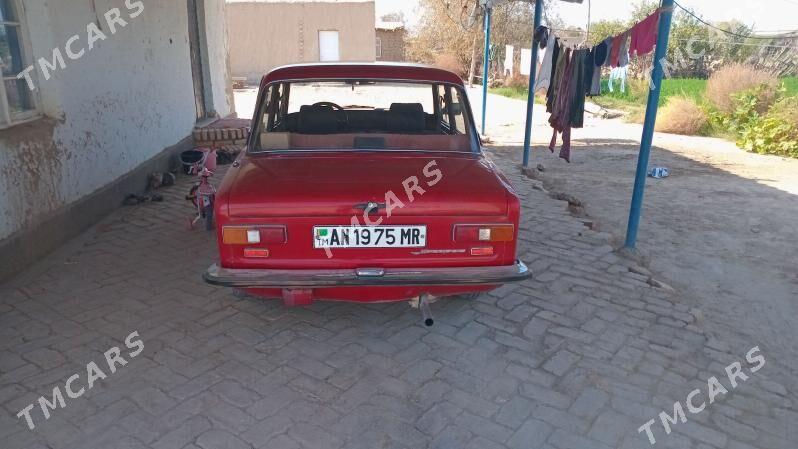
[{"left": 227, "top": 152, "right": 509, "bottom": 217}]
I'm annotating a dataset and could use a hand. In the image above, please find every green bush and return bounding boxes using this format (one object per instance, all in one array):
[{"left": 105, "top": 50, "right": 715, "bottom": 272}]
[{"left": 712, "top": 84, "right": 798, "bottom": 158}]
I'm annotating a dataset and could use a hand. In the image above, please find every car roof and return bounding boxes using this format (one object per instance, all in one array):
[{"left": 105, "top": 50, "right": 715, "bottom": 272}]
[{"left": 261, "top": 62, "right": 465, "bottom": 86}]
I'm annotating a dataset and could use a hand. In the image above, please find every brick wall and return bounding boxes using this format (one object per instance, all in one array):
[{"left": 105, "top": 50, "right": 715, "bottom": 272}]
[{"left": 376, "top": 29, "right": 406, "bottom": 62}]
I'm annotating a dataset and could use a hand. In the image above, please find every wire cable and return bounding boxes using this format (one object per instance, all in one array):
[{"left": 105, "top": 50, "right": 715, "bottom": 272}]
[
  {"left": 672, "top": 38, "right": 798, "bottom": 50},
  {"left": 673, "top": 0, "right": 798, "bottom": 40}
]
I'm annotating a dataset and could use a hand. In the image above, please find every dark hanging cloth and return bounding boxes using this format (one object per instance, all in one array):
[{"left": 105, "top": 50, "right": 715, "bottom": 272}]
[
  {"left": 583, "top": 49, "right": 595, "bottom": 97},
  {"left": 589, "top": 39, "right": 609, "bottom": 96},
  {"left": 548, "top": 48, "right": 576, "bottom": 162},
  {"left": 601, "top": 37, "right": 614, "bottom": 66},
  {"left": 593, "top": 39, "right": 609, "bottom": 67},
  {"left": 609, "top": 35, "right": 623, "bottom": 67},
  {"left": 546, "top": 38, "right": 563, "bottom": 112},
  {"left": 570, "top": 49, "right": 589, "bottom": 129},
  {"left": 534, "top": 25, "right": 550, "bottom": 49},
  {"left": 546, "top": 39, "right": 564, "bottom": 113},
  {"left": 546, "top": 48, "right": 592, "bottom": 163},
  {"left": 619, "top": 32, "right": 631, "bottom": 67}
]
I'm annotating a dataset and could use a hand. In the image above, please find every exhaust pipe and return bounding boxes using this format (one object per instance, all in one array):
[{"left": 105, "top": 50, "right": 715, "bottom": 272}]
[{"left": 419, "top": 294, "right": 434, "bottom": 327}]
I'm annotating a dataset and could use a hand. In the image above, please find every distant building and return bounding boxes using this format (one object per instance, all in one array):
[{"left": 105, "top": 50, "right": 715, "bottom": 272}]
[
  {"left": 227, "top": 0, "right": 377, "bottom": 83},
  {"left": 375, "top": 20, "right": 406, "bottom": 62}
]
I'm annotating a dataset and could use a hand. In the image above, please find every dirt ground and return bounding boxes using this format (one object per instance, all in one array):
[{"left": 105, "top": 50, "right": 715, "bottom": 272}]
[
  {"left": 234, "top": 86, "right": 798, "bottom": 380},
  {"left": 467, "top": 88, "right": 798, "bottom": 377}
]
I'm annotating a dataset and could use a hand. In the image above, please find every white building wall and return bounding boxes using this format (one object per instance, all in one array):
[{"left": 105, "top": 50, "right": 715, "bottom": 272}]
[
  {"left": 203, "top": 0, "right": 235, "bottom": 116},
  {"left": 0, "top": 0, "right": 233, "bottom": 241}
]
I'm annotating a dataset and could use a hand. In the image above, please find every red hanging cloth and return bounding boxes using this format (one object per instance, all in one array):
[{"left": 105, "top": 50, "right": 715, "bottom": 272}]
[{"left": 629, "top": 9, "right": 662, "bottom": 57}]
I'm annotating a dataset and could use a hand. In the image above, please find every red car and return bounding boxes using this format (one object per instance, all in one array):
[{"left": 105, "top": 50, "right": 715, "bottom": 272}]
[{"left": 204, "top": 63, "right": 530, "bottom": 318}]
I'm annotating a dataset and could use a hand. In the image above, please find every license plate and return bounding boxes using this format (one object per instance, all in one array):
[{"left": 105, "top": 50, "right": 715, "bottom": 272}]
[{"left": 313, "top": 226, "right": 427, "bottom": 249}]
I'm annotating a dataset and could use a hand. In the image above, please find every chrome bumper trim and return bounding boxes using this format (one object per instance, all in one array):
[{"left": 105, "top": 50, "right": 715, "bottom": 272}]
[{"left": 203, "top": 260, "right": 531, "bottom": 288}]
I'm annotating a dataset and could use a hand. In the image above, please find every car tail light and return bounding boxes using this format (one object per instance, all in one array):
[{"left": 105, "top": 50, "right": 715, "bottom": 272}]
[
  {"left": 222, "top": 226, "right": 286, "bottom": 245},
  {"left": 454, "top": 224, "right": 514, "bottom": 242}
]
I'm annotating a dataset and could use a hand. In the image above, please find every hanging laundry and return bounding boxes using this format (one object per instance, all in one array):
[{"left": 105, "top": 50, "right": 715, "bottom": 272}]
[
  {"left": 593, "top": 39, "right": 609, "bottom": 68},
  {"left": 548, "top": 48, "right": 575, "bottom": 162},
  {"left": 520, "top": 48, "right": 532, "bottom": 76},
  {"left": 630, "top": 9, "right": 661, "bottom": 57},
  {"left": 608, "top": 66, "right": 628, "bottom": 93},
  {"left": 534, "top": 25, "right": 549, "bottom": 49},
  {"left": 534, "top": 33, "right": 556, "bottom": 92},
  {"left": 588, "top": 38, "right": 609, "bottom": 96},
  {"left": 546, "top": 39, "right": 565, "bottom": 113},
  {"left": 589, "top": 53, "right": 602, "bottom": 96},
  {"left": 504, "top": 45, "right": 514, "bottom": 76},
  {"left": 545, "top": 48, "right": 591, "bottom": 163},
  {"left": 609, "top": 35, "right": 623, "bottom": 67},
  {"left": 618, "top": 32, "right": 630, "bottom": 67},
  {"left": 570, "top": 49, "right": 590, "bottom": 129},
  {"left": 583, "top": 49, "right": 595, "bottom": 98}
]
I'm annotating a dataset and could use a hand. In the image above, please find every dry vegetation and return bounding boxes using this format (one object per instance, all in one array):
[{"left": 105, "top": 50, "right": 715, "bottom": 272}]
[
  {"left": 706, "top": 64, "right": 778, "bottom": 113},
  {"left": 655, "top": 97, "right": 709, "bottom": 135}
]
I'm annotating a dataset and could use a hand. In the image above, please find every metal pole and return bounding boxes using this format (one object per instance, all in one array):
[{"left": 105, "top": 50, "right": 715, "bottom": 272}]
[
  {"left": 481, "top": 6, "right": 492, "bottom": 135},
  {"left": 522, "top": 0, "right": 543, "bottom": 167},
  {"left": 624, "top": 0, "right": 675, "bottom": 248}
]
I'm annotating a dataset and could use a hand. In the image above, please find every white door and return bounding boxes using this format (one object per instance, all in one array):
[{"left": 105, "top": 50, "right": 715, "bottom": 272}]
[{"left": 319, "top": 30, "right": 340, "bottom": 62}]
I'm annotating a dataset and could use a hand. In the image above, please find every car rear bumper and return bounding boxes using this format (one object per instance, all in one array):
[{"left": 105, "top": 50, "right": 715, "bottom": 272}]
[{"left": 203, "top": 260, "right": 531, "bottom": 288}]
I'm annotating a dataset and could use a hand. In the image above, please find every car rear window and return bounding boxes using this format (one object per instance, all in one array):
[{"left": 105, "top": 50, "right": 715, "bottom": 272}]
[{"left": 253, "top": 80, "right": 477, "bottom": 153}]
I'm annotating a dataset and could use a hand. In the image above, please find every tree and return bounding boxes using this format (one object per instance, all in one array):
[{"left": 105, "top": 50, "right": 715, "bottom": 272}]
[
  {"left": 380, "top": 12, "right": 406, "bottom": 24},
  {"left": 407, "top": 0, "right": 552, "bottom": 83}
]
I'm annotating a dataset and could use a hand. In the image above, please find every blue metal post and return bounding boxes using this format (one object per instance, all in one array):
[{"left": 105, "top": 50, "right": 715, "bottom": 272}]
[
  {"left": 522, "top": 0, "right": 543, "bottom": 167},
  {"left": 624, "top": 0, "right": 675, "bottom": 248},
  {"left": 481, "top": 6, "right": 492, "bottom": 135}
]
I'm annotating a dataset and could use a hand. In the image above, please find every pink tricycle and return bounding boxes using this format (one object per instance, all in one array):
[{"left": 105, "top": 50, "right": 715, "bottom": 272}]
[{"left": 182, "top": 147, "right": 217, "bottom": 231}]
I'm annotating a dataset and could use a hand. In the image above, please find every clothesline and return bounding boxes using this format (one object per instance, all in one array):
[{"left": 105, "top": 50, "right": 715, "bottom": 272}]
[{"left": 532, "top": 8, "right": 663, "bottom": 163}]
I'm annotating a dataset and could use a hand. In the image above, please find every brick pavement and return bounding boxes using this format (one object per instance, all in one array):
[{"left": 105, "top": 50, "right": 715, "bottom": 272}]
[{"left": 0, "top": 149, "right": 795, "bottom": 449}]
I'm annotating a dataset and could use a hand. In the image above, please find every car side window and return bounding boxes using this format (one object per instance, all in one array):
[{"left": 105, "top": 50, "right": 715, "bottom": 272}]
[
  {"left": 261, "top": 84, "right": 285, "bottom": 132},
  {"left": 439, "top": 85, "right": 468, "bottom": 135},
  {"left": 453, "top": 90, "right": 468, "bottom": 134}
]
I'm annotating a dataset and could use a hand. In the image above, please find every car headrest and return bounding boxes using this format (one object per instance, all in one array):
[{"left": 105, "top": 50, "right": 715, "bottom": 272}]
[
  {"left": 388, "top": 103, "right": 425, "bottom": 133},
  {"left": 298, "top": 105, "right": 339, "bottom": 134}
]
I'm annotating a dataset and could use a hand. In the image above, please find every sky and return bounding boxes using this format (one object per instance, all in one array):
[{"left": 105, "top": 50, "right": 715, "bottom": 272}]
[{"left": 375, "top": 0, "right": 798, "bottom": 33}]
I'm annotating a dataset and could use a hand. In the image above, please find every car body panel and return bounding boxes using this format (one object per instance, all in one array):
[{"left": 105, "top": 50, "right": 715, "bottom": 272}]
[{"left": 206, "top": 63, "right": 530, "bottom": 305}]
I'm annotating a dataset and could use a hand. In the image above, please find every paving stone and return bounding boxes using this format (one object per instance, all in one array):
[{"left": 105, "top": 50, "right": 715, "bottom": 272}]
[
  {"left": 542, "top": 349, "right": 580, "bottom": 376},
  {"left": 196, "top": 429, "right": 252, "bottom": 449},
  {"left": 568, "top": 387, "right": 609, "bottom": 420},
  {"left": 535, "top": 405, "right": 594, "bottom": 436},
  {"left": 21, "top": 348, "right": 66, "bottom": 370},
  {"left": 548, "top": 428, "right": 613, "bottom": 449},
  {"left": 495, "top": 396, "right": 534, "bottom": 430},
  {"left": 586, "top": 410, "right": 629, "bottom": 446},
  {"left": 240, "top": 414, "right": 293, "bottom": 446},
  {"left": 519, "top": 383, "right": 572, "bottom": 409},
  {"left": 152, "top": 416, "right": 212, "bottom": 449}
]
